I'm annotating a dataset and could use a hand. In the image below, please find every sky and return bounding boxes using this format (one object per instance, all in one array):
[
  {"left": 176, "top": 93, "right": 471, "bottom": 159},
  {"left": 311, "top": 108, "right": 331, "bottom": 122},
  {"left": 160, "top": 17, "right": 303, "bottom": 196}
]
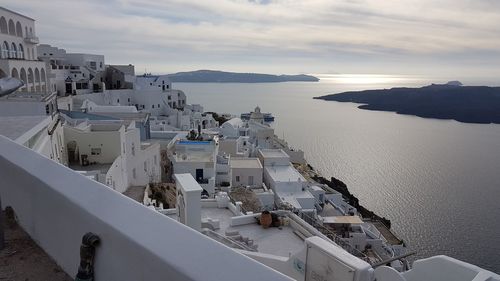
[{"left": 4, "top": 0, "right": 500, "bottom": 79}]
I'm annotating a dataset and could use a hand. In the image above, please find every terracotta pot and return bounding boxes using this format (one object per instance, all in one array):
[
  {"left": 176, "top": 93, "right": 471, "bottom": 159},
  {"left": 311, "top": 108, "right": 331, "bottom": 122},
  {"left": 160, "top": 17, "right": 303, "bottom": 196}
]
[{"left": 260, "top": 212, "right": 272, "bottom": 229}]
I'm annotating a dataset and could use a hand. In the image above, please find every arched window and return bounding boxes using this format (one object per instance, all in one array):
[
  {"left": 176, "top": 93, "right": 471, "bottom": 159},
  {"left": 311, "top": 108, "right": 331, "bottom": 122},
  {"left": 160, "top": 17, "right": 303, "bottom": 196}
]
[
  {"left": 11, "top": 68, "right": 19, "bottom": 79},
  {"left": 20, "top": 68, "right": 27, "bottom": 91},
  {"left": 35, "top": 68, "right": 41, "bottom": 92},
  {"left": 2, "top": 41, "right": 8, "bottom": 58},
  {"left": 10, "top": 42, "right": 17, "bottom": 58},
  {"left": 25, "top": 26, "right": 28, "bottom": 37},
  {"left": 29, "top": 27, "right": 33, "bottom": 37},
  {"left": 0, "top": 17, "right": 7, "bottom": 34},
  {"left": 8, "top": 19, "right": 15, "bottom": 35},
  {"left": 16, "top": 21, "right": 22, "bottom": 37},
  {"left": 35, "top": 68, "right": 40, "bottom": 83},
  {"left": 41, "top": 68, "right": 46, "bottom": 82},
  {"left": 28, "top": 68, "right": 34, "bottom": 86},
  {"left": 18, "top": 43, "right": 24, "bottom": 59}
]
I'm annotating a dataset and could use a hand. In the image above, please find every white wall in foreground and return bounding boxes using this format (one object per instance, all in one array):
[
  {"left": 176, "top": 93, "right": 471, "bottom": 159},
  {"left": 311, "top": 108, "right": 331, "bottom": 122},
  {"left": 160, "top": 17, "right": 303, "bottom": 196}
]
[{"left": 0, "top": 136, "right": 292, "bottom": 281}]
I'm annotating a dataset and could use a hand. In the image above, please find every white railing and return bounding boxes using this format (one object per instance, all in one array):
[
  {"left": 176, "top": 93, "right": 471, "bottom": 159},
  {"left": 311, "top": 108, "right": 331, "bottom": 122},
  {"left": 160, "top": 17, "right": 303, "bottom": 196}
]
[{"left": 0, "top": 136, "right": 292, "bottom": 281}]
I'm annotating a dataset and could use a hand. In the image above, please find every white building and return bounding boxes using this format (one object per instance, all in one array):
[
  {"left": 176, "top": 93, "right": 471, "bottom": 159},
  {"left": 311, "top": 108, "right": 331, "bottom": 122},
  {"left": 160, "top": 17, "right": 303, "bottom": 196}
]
[
  {"left": 219, "top": 117, "right": 246, "bottom": 138},
  {"left": 38, "top": 44, "right": 106, "bottom": 95},
  {"left": 219, "top": 136, "right": 252, "bottom": 158},
  {"left": 258, "top": 149, "right": 315, "bottom": 210},
  {"left": 174, "top": 173, "right": 202, "bottom": 231},
  {"left": 104, "top": 64, "right": 135, "bottom": 90},
  {"left": 0, "top": 112, "right": 64, "bottom": 164},
  {"left": 215, "top": 154, "right": 231, "bottom": 188},
  {"left": 170, "top": 138, "right": 218, "bottom": 195},
  {"left": 230, "top": 157, "right": 263, "bottom": 188},
  {"left": 0, "top": 7, "right": 50, "bottom": 93},
  {"left": 63, "top": 119, "right": 160, "bottom": 193},
  {"left": 136, "top": 74, "right": 172, "bottom": 93}
]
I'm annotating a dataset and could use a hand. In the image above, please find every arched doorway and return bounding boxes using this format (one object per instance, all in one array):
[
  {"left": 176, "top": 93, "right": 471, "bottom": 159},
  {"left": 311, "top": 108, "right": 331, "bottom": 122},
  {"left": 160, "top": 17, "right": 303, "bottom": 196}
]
[
  {"left": 11, "top": 68, "right": 19, "bottom": 79},
  {"left": 27, "top": 68, "right": 34, "bottom": 91},
  {"left": 41, "top": 68, "right": 46, "bottom": 92},
  {"left": 67, "top": 141, "right": 79, "bottom": 165},
  {"left": 34, "top": 68, "right": 40, "bottom": 92},
  {"left": 20, "top": 68, "right": 27, "bottom": 91}
]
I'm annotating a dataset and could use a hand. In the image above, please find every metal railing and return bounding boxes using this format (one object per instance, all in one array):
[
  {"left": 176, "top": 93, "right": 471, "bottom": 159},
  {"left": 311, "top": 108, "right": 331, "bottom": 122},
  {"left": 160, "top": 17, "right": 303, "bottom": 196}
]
[{"left": 299, "top": 212, "right": 375, "bottom": 264}]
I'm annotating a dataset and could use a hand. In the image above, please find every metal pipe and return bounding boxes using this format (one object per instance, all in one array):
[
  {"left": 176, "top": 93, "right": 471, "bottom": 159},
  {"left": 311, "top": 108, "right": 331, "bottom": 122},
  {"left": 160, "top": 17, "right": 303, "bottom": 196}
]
[
  {"left": 372, "top": 251, "right": 417, "bottom": 268},
  {"left": 75, "top": 232, "right": 101, "bottom": 281}
]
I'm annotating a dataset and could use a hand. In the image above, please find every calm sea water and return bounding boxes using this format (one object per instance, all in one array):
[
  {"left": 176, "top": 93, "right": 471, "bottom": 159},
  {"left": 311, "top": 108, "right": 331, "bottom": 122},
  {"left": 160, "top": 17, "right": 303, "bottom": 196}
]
[{"left": 175, "top": 75, "right": 500, "bottom": 273}]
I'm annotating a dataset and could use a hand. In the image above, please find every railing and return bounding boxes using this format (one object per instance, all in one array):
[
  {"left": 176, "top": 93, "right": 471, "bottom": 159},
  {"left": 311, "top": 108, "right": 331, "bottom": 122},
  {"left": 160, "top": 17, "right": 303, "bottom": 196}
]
[
  {"left": 0, "top": 136, "right": 292, "bottom": 281},
  {"left": 24, "top": 36, "right": 39, "bottom": 44},
  {"left": 299, "top": 212, "right": 375, "bottom": 264}
]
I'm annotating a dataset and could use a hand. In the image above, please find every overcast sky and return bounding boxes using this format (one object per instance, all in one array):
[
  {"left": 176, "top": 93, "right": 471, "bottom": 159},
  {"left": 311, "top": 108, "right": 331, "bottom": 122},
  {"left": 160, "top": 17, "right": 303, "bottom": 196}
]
[{"left": 5, "top": 0, "right": 500, "bottom": 78}]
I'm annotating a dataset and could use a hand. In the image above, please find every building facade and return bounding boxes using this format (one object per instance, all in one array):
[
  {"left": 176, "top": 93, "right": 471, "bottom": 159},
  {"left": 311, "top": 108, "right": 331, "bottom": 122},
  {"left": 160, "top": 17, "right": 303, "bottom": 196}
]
[{"left": 0, "top": 7, "right": 49, "bottom": 93}]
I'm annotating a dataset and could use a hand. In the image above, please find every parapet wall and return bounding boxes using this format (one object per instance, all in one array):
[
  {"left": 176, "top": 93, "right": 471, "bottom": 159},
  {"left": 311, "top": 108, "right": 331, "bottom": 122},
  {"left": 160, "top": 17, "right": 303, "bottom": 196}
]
[{"left": 0, "top": 136, "right": 292, "bottom": 281}]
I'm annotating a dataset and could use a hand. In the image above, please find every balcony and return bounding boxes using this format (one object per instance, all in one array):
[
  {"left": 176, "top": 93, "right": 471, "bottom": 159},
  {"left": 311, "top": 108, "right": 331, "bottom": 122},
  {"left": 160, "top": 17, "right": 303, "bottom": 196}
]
[{"left": 24, "top": 36, "right": 39, "bottom": 44}]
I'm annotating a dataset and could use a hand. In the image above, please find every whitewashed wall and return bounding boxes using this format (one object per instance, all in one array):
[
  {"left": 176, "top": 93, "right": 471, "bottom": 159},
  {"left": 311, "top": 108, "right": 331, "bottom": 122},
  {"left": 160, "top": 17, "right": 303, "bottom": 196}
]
[{"left": 0, "top": 136, "right": 293, "bottom": 281}]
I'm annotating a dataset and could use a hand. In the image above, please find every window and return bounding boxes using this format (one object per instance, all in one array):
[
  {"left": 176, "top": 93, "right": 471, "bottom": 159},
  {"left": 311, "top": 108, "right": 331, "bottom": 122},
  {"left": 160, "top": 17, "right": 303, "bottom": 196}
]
[
  {"left": 248, "top": 176, "right": 254, "bottom": 185},
  {"left": 132, "top": 168, "right": 136, "bottom": 179},
  {"left": 144, "top": 161, "right": 147, "bottom": 171},
  {"left": 152, "top": 104, "right": 155, "bottom": 108},
  {"left": 168, "top": 95, "right": 171, "bottom": 100},
  {"left": 89, "top": 61, "right": 96, "bottom": 70},
  {"left": 236, "top": 176, "right": 240, "bottom": 182},
  {"left": 131, "top": 143, "right": 135, "bottom": 156},
  {"left": 154, "top": 155, "right": 157, "bottom": 163},
  {"left": 91, "top": 148, "right": 101, "bottom": 155},
  {"left": 117, "top": 99, "right": 120, "bottom": 103},
  {"left": 127, "top": 98, "right": 130, "bottom": 102},
  {"left": 158, "top": 104, "right": 160, "bottom": 108}
]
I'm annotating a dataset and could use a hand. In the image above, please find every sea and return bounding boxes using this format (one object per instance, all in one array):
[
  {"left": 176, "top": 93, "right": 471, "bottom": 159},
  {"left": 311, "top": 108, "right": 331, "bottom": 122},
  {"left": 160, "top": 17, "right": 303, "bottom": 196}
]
[{"left": 174, "top": 74, "right": 500, "bottom": 273}]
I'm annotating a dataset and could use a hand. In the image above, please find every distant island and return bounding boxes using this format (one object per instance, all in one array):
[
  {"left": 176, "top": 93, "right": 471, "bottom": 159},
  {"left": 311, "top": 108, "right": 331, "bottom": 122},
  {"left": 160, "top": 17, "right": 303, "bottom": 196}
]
[
  {"left": 314, "top": 81, "right": 500, "bottom": 124},
  {"left": 166, "top": 70, "right": 319, "bottom": 83}
]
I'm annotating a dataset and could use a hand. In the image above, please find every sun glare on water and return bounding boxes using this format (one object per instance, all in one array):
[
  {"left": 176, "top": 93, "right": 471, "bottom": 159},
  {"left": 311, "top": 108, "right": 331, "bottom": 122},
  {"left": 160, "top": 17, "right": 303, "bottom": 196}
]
[{"left": 314, "top": 74, "right": 419, "bottom": 84}]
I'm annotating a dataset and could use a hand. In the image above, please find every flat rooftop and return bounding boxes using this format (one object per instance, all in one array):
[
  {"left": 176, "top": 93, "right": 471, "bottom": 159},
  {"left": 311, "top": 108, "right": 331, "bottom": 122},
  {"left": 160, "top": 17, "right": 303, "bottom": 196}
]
[
  {"left": 0, "top": 115, "right": 48, "bottom": 141},
  {"left": 174, "top": 151, "right": 214, "bottom": 162},
  {"left": 276, "top": 190, "right": 315, "bottom": 209},
  {"left": 230, "top": 158, "right": 263, "bottom": 169},
  {"left": 265, "top": 165, "right": 306, "bottom": 182},
  {"left": 175, "top": 174, "right": 203, "bottom": 192},
  {"left": 259, "top": 149, "right": 289, "bottom": 159},
  {"left": 90, "top": 123, "right": 123, "bottom": 132},
  {"left": 167, "top": 207, "right": 304, "bottom": 257}
]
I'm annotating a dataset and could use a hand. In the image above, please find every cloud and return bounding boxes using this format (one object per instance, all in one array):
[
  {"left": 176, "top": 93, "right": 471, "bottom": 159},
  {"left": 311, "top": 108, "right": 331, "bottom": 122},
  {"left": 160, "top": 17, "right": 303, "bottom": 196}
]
[{"left": 3, "top": 0, "right": 500, "bottom": 76}]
